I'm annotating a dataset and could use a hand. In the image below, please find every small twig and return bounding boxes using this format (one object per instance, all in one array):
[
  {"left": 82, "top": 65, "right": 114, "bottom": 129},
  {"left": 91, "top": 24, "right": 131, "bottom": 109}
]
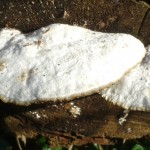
[
  {"left": 68, "top": 144, "right": 73, "bottom": 150},
  {"left": 16, "top": 135, "right": 26, "bottom": 150},
  {"left": 16, "top": 136, "right": 22, "bottom": 150},
  {"left": 98, "top": 144, "right": 103, "bottom": 150}
]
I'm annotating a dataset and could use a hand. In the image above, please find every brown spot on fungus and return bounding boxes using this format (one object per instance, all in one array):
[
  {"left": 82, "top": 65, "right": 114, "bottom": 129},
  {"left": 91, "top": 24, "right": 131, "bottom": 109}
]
[{"left": 0, "top": 61, "right": 6, "bottom": 72}]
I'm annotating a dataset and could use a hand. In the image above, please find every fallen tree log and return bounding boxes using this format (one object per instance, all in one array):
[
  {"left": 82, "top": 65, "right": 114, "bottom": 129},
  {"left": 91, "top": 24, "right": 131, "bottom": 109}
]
[
  {"left": 0, "top": 0, "right": 150, "bottom": 147},
  {"left": 1, "top": 95, "right": 150, "bottom": 147}
]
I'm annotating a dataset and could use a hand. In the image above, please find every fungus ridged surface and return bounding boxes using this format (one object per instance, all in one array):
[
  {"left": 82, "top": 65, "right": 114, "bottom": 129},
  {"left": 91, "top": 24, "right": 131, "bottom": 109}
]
[
  {"left": 101, "top": 46, "right": 150, "bottom": 111},
  {"left": 0, "top": 24, "right": 146, "bottom": 105}
]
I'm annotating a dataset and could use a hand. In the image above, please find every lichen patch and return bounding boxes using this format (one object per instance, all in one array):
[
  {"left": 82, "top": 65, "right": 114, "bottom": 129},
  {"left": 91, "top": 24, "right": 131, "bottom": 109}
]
[{"left": 70, "top": 105, "right": 81, "bottom": 118}]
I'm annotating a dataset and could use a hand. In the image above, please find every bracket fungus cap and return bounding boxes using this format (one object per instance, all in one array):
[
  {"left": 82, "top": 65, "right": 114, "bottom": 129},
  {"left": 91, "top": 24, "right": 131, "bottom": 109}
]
[
  {"left": 0, "top": 24, "right": 146, "bottom": 105},
  {"left": 101, "top": 46, "right": 150, "bottom": 111}
]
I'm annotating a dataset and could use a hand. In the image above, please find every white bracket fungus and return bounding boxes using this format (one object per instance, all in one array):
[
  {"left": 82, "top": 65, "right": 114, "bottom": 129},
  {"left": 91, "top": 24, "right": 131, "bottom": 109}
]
[
  {"left": 0, "top": 24, "right": 146, "bottom": 105},
  {"left": 101, "top": 46, "right": 150, "bottom": 111}
]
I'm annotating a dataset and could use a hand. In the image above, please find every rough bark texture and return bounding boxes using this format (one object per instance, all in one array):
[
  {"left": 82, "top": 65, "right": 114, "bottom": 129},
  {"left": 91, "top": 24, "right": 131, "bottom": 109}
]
[
  {"left": 0, "top": 0, "right": 150, "bottom": 147},
  {"left": 0, "top": 0, "right": 149, "bottom": 44}
]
